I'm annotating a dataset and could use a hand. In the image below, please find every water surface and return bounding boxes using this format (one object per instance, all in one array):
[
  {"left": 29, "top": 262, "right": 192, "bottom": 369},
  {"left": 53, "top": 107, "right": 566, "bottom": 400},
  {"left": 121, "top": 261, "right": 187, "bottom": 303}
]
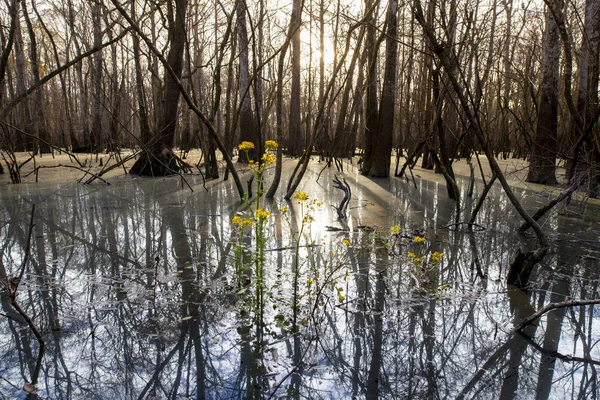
[{"left": 1, "top": 162, "right": 599, "bottom": 399}]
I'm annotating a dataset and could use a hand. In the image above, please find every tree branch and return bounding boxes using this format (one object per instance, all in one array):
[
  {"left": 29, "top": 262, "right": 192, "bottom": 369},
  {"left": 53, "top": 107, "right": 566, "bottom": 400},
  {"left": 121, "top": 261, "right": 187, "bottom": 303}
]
[{"left": 514, "top": 298, "right": 600, "bottom": 333}]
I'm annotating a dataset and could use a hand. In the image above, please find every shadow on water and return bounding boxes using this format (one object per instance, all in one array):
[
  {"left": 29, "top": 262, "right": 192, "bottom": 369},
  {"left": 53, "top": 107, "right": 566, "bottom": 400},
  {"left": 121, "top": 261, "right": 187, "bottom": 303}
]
[{"left": 1, "top": 164, "right": 600, "bottom": 399}]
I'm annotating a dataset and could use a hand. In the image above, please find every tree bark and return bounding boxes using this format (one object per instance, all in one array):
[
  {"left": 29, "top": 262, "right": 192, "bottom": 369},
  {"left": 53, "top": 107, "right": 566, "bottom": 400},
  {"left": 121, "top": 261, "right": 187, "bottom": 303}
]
[
  {"left": 235, "top": 0, "right": 259, "bottom": 162},
  {"left": 369, "top": 0, "right": 398, "bottom": 177},
  {"left": 361, "top": 0, "right": 380, "bottom": 175},
  {"left": 288, "top": 0, "right": 303, "bottom": 157},
  {"left": 21, "top": 0, "right": 50, "bottom": 154},
  {"left": 526, "top": 0, "right": 562, "bottom": 185},
  {"left": 130, "top": 0, "right": 189, "bottom": 175},
  {"left": 90, "top": 0, "right": 104, "bottom": 152}
]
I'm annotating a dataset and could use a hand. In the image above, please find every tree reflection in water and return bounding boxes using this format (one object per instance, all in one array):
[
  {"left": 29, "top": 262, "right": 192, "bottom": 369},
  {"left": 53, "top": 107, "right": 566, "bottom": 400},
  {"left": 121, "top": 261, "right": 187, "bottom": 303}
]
[{"left": 0, "top": 167, "right": 599, "bottom": 399}]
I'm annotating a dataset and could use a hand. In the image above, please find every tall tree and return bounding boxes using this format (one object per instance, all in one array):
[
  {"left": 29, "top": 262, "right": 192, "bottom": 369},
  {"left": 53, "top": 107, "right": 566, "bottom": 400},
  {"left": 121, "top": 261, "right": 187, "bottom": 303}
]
[
  {"left": 266, "top": 0, "right": 304, "bottom": 198},
  {"left": 526, "top": 0, "right": 563, "bottom": 184},
  {"left": 89, "top": 0, "right": 104, "bottom": 152},
  {"left": 131, "top": 0, "right": 151, "bottom": 146},
  {"left": 368, "top": 0, "right": 398, "bottom": 177},
  {"left": 361, "top": 0, "right": 380, "bottom": 176},
  {"left": 21, "top": 0, "right": 51, "bottom": 153},
  {"left": 11, "top": 7, "right": 32, "bottom": 151},
  {"left": 568, "top": 0, "right": 600, "bottom": 195},
  {"left": 130, "top": 0, "right": 189, "bottom": 175},
  {"left": 288, "top": 0, "right": 303, "bottom": 157},
  {"left": 235, "top": 0, "right": 259, "bottom": 162}
]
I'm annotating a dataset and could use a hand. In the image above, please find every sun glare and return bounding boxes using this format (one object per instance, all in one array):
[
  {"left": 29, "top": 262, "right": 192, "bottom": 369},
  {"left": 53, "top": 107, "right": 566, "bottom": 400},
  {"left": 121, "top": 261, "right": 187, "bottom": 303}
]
[{"left": 300, "top": 29, "right": 336, "bottom": 70}]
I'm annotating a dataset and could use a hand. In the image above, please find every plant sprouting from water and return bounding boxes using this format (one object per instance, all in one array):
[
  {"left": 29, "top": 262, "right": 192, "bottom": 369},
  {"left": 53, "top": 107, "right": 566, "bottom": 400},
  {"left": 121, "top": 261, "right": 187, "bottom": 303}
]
[{"left": 232, "top": 140, "right": 278, "bottom": 309}]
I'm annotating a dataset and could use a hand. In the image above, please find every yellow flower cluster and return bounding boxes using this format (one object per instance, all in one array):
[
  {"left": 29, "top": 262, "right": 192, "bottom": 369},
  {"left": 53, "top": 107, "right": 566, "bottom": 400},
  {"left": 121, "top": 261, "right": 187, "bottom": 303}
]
[
  {"left": 408, "top": 252, "right": 421, "bottom": 263},
  {"left": 293, "top": 192, "right": 309, "bottom": 202},
  {"left": 342, "top": 239, "right": 352, "bottom": 247},
  {"left": 232, "top": 215, "right": 253, "bottom": 227},
  {"left": 261, "top": 154, "right": 276, "bottom": 165},
  {"left": 303, "top": 215, "right": 315, "bottom": 223},
  {"left": 413, "top": 236, "right": 425, "bottom": 244},
  {"left": 431, "top": 251, "right": 444, "bottom": 264},
  {"left": 280, "top": 206, "right": 289, "bottom": 213},
  {"left": 390, "top": 225, "right": 401, "bottom": 235},
  {"left": 255, "top": 208, "right": 271, "bottom": 220},
  {"left": 238, "top": 141, "right": 255, "bottom": 152},
  {"left": 265, "top": 140, "right": 278, "bottom": 150}
]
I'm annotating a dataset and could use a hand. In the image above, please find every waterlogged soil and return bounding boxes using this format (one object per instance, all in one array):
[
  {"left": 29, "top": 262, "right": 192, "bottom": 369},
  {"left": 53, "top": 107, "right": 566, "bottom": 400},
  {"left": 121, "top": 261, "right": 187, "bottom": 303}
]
[{"left": 1, "top": 156, "right": 600, "bottom": 399}]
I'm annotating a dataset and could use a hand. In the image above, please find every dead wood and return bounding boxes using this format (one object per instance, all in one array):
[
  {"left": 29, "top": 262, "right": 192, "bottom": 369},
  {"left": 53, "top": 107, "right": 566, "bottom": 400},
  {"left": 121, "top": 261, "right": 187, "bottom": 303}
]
[
  {"left": 506, "top": 247, "right": 548, "bottom": 288},
  {"left": 332, "top": 175, "right": 351, "bottom": 219},
  {"left": 518, "top": 178, "right": 582, "bottom": 232}
]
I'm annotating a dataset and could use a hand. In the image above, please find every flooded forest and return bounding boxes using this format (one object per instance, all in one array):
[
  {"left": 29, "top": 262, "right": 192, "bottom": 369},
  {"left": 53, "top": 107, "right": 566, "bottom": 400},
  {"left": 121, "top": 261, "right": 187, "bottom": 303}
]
[{"left": 1, "top": 0, "right": 600, "bottom": 398}]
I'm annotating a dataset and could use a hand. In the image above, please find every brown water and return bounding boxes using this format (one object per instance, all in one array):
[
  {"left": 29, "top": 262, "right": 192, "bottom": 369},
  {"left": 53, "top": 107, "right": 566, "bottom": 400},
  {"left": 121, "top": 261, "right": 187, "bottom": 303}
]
[{"left": 1, "top": 160, "right": 599, "bottom": 399}]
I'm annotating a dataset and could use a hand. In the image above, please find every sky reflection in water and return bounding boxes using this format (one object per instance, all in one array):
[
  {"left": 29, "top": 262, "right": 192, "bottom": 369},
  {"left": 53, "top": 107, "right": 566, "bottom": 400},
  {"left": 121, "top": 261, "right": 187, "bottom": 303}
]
[{"left": 1, "top": 163, "right": 600, "bottom": 399}]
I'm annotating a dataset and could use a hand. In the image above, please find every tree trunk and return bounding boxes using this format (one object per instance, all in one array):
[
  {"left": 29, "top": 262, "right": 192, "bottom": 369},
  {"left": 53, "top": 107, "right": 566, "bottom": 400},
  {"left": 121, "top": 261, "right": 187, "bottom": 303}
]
[
  {"left": 288, "top": 0, "right": 303, "bottom": 157},
  {"left": 131, "top": 0, "right": 151, "bottom": 146},
  {"left": 90, "top": 0, "right": 103, "bottom": 152},
  {"left": 369, "top": 0, "right": 398, "bottom": 177},
  {"left": 12, "top": 13, "right": 32, "bottom": 152},
  {"left": 526, "top": 0, "right": 562, "bottom": 185},
  {"left": 22, "top": 0, "right": 50, "bottom": 154},
  {"left": 130, "top": 0, "right": 188, "bottom": 176},
  {"left": 235, "top": 0, "right": 259, "bottom": 162},
  {"left": 361, "top": 0, "right": 379, "bottom": 175}
]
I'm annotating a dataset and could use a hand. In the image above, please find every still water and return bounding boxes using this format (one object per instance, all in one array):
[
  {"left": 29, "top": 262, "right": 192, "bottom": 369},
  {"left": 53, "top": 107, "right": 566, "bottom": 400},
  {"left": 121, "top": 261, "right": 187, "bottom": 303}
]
[{"left": 1, "top": 162, "right": 599, "bottom": 399}]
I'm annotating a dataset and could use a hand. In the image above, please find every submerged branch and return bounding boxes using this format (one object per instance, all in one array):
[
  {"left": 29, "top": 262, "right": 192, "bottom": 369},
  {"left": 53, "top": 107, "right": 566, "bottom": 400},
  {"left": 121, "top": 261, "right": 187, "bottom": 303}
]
[{"left": 518, "top": 178, "right": 582, "bottom": 232}]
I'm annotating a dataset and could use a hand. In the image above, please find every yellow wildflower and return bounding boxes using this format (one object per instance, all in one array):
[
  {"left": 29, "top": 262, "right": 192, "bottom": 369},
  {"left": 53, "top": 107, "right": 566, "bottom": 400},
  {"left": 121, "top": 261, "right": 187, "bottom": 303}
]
[
  {"left": 413, "top": 236, "right": 425, "bottom": 244},
  {"left": 342, "top": 239, "right": 351, "bottom": 247},
  {"left": 255, "top": 208, "right": 271, "bottom": 220},
  {"left": 303, "top": 215, "right": 315, "bottom": 223},
  {"left": 293, "top": 192, "right": 309, "bottom": 202},
  {"left": 238, "top": 141, "right": 255, "bottom": 152},
  {"left": 390, "top": 225, "right": 401, "bottom": 235},
  {"left": 413, "top": 257, "right": 422, "bottom": 263},
  {"left": 431, "top": 252, "right": 444, "bottom": 264},
  {"left": 261, "top": 154, "right": 276, "bottom": 165},
  {"left": 280, "top": 206, "right": 289, "bottom": 213},
  {"left": 232, "top": 215, "right": 242, "bottom": 226},
  {"left": 408, "top": 252, "right": 416, "bottom": 259},
  {"left": 242, "top": 218, "right": 253, "bottom": 227},
  {"left": 265, "top": 140, "right": 278, "bottom": 150}
]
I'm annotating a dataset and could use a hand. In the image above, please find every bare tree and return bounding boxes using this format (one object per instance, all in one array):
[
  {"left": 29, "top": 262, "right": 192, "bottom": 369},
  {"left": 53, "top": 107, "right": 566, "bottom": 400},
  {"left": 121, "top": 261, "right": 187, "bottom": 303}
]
[
  {"left": 129, "top": 0, "right": 189, "bottom": 175},
  {"left": 360, "top": 0, "right": 380, "bottom": 176},
  {"left": 235, "top": 0, "right": 260, "bottom": 162},
  {"left": 526, "top": 0, "right": 562, "bottom": 184},
  {"left": 368, "top": 0, "right": 398, "bottom": 177}
]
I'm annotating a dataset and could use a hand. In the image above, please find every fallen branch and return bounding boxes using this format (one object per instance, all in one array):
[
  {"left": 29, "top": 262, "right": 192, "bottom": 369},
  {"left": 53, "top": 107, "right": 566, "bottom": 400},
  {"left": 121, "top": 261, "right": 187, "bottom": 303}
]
[
  {"left": 27, "top": 164, "right": 110, "bottom": 185},
  {"left": 514, "top": 298, "right": 600, "bottom": 333},
  {"left": 440, "top": 222, "right": 486, "bottom": 232},
  {"left": 332, "top": 175, "right": 351, "bottom": 219},
  {"left": 518, "top": 178, "right": 582, "bottom": 232}
]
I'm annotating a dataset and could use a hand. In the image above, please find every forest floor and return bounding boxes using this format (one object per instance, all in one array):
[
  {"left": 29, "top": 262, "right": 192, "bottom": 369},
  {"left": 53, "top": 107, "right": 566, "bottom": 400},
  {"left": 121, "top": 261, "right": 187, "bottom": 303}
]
[{"left": 1, "top": 149, "right": 598, "bottom": 207}]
